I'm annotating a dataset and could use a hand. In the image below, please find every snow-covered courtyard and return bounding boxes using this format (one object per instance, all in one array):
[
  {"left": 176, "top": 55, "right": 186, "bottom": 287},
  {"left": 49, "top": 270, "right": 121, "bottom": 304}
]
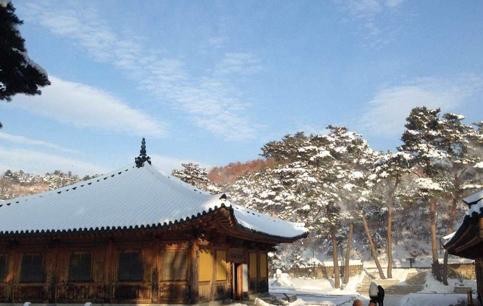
[{"left": 257, "top": 269, "right": 476, "bottom": 306}]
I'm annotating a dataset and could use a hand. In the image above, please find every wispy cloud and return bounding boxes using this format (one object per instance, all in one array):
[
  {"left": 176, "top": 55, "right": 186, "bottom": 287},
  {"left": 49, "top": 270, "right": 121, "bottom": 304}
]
[
  {"left": 214, "top": 53, "right": 262, "bottom": 76},
  {"left": 21, "top": 1, "right": 258, "bottom": 140},
  {"left": 208, "top": 36, "right": 227, "bottom": 48},
  {"left": 335, "top": 0, "right": 405, "bottom": 45},
  {"left": 12, "top": 76, "right": 165, "bottom": 137},
  {"left": 360, "top": 75, "right": 483, "bottom": 137},
  {"left": 0, "top": 147, "right": 105, "bottom": 175},
  {"left": 0, "top": 131, "right": 77, "bottom": 153}
]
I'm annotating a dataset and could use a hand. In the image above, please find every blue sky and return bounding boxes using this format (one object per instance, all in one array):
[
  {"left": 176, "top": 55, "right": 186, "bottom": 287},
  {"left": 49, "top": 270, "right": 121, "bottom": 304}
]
[{"left": 1, "top": 0, "right": 483, "bottom": 175}]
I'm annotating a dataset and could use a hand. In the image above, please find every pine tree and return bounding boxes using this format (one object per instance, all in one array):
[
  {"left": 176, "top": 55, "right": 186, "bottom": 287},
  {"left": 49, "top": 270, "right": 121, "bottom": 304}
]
[
  {"left": 370, "top": 151, "right": 412, "bottom": 278},
  {"left": 400, "top": 107, "right": 447, "bottom": 269},
  {"left": 0, "top": 1, "right": 50, "bottom": 108},
  {"left": 320, "top": 126, "right": 386, "bottom": 280},
  {"left": 171, "top": 163, "right": 220, "bottom": 194},
  {"left": 428, "top": 112, "right": 482, "bottom": 284},
  {"left": 231, "top": 127, "right": 384, "bottom": 285},
  {"left": 231, "top": 132, "right": 347, "bottom": 287}
]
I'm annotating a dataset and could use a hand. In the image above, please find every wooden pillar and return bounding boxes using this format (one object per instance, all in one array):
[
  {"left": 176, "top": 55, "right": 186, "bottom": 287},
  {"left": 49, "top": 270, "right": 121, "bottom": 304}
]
[
  {"left": 46, "top": 241, "right": 60, "bottom": 303},
  {"left": 210, "top": 246, "right": 216, "bottom": 301},
  {"left": 151, "top": 239, "right": 160, "bottom": 303},
  {"left": 189, "top": 240, "right": 199, "bottom": 304},
  {"left": 6, "top": 242, "right": 18, "bottom": 303},
  {"left": 476, "top": 258, "right": 483, "bottom": 305},
  {"left": 105, "top": 239, "right": 115, "bottom": 303}
]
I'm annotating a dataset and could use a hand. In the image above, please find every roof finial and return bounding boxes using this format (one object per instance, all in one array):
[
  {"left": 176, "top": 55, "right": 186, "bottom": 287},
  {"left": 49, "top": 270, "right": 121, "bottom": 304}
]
[{"left": 135, "top": 138, "right": 151, "bottom": 168}]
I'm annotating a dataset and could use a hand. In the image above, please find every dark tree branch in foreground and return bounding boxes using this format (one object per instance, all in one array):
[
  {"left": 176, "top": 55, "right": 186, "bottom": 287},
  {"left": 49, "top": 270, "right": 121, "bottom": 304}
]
[{"left": 0, "top": 1, "right": 50, "bottom": 127}]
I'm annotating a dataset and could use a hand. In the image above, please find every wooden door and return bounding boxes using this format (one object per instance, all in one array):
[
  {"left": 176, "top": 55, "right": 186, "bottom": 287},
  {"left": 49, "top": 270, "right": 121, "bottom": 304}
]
[{"left": 232, "top": 263, "right": 248, "bottom": 300}]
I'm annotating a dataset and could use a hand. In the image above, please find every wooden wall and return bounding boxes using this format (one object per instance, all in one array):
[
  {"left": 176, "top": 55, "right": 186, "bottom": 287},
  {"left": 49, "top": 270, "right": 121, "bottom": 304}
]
[
  {"left": 0, "top": 232, "right": 271, "bottom": 304},
  {"left": 0, "top": 237, "right": 193, "bottom": 304},
  {"left": 476, "top": 258, "right": 483, "bottom": 304}
]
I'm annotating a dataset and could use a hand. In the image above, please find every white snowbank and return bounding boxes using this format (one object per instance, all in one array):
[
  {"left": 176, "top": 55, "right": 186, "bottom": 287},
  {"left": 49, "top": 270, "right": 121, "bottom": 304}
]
[
  {"left": 398, "top": 293, "right": 467, "bottom": 306},
  {"left": 419, "top": 271, "right": 476, "bottom": 294},
  {"left": 270, "top": 269, "right": 365, "bottom": 295},
  {"left": 269, "top": 270, "right": 476, "bottom": 306}
]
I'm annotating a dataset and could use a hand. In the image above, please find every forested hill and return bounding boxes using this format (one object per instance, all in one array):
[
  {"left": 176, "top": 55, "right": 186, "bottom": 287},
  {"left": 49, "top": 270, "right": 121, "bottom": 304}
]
[{"left": 0, "top": 170, "right": 95, "bottom": 200}]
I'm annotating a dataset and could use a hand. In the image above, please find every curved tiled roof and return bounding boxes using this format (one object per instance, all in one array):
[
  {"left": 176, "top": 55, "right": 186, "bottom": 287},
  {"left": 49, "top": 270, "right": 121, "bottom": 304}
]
[
  {"left": 444, "top": 190, "right": 483, "bottom": 258},
  {"left": 464, "top": 190, "right": 483, "bottom": 207},
  {"left": 0, "top": 164, "right": 307, "bottom": 240}
]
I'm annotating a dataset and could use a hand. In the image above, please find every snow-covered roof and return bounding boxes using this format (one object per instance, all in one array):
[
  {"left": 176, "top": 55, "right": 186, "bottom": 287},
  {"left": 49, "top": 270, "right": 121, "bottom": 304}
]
[
  {"left": 463, "top": 190, "right": 483, "bottom": 206},
  {"left": 444, "top": 190, "right": 483, "bottom": 258},
  {"left": 463, "top": 190, "right": 483, "bottom": 217},
  {"left": 0, "top": 163, "right": 307, "bottom": 241}
]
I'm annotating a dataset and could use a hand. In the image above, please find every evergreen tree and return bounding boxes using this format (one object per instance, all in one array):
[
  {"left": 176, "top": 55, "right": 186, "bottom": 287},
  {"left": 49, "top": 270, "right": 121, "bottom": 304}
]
[
  {"left": 400, "top": 107, "right": 447, "bottom": 268},
  {"left": 0, "top": 1, "right": 50, "bottom": 111},
  {"left": 231, "top": 127, "right": 384, "bottom": 285},
  {"left": 370, "top": 151, "right": 412, "bottom": 278},
  {"left": 320, "top": 126, "right": 386, "bottom": 280},
  {"left": 171, "top": 163, "right": 220, "bottom": 194}
]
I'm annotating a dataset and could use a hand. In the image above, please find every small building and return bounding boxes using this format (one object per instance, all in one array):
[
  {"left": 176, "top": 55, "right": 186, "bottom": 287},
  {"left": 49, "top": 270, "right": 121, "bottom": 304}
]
[
  {"left": 0, "top": 141, "right": 307, "bottom": 305},
  {"left": 445, "top": 190, "right": 483, "bottom": 304}
]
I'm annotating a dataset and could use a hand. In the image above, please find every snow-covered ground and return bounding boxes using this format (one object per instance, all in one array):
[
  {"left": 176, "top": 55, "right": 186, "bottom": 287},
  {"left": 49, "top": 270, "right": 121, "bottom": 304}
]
[{"left": 260, "top": 269, "right": 474, "bottom": 306}]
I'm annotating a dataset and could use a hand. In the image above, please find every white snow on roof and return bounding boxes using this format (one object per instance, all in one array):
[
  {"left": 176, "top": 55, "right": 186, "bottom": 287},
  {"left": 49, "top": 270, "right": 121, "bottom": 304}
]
[
  {"left": 231, "top": 204, "right": 306, "bottom": 238},
  {"left": 0, "top": 164, "right": 307, "bottom": 239},
  {"left": 442, "top": 232, "right": 456, "bottom": 245},
  {"left": 464, "top": 190, "right": 483, "bottom": 205},
  {"left": 464, "top": 190, "right": 483, "bottom": 217}
]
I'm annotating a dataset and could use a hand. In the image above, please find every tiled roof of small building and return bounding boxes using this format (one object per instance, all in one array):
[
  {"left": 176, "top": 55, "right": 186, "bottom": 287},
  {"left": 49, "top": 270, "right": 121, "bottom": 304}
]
[
  {"left": 464, "top": 190, "right": 483, "bottom": 211},
  {"left": 0, "top": 163, "right": 307, "bottom": 240},
  {"left": 444, "top": 189, "right": 483, "bottom": 258}
]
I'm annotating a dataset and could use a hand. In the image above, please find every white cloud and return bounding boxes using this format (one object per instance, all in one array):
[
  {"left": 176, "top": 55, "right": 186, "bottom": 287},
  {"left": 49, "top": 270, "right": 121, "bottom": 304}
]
[
  {"left": 11, "top": 76, "right": 165, "bottom": 137},
  {"left": 0, "top": 147, "right": 105, "bottom": 175},
  {"left": 336, "top": 0, "right": 405, "bottom": 44},
  {"left": 343, "top": 0, "right": 403, "bottom": 18},
  {"left": 208, "top": 36, "right": 227, "bottom": 48},
  {"left": 360, "top": 76, "right": 483, "bottom": 137},
  {"left": 150, "top": 154, "right": 210, "bottom": 176},
  {"left": 0, "top": 131, "right": 76, "bottom": 153},
  {"left": 214, "top": 52, "right": 262, "bottom": 76},
  {"left": 21, "top": 1, "right": 258, "bottom": 140}
]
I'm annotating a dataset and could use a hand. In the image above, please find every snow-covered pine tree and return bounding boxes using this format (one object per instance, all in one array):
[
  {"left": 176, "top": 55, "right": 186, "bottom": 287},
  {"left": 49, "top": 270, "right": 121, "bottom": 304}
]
[
  {"left": 171, "top": 163, "right": 220, "bottom": 194},
  {"left": 370, "top": 151, "right": 412, "bottom": 278},
  {"left": 0, "top": 1, "right": 50, "bottom": 104},
  {"left": 320, "top": 126, "right": 386, "bottom": 280},
  {"left": 437, "top": 113, "right": 482, "bottom": 231},
  {"left": 231, "top": 132, "right": 348, "bottom": 287},
  {"left": 400, "top": 107, "right": 447, "bottom": 267},
  {"left": 246, "top": 126, "right": 384, "bottom": 286},
  {"left": 429, "top": 112, "right": 482, "bottom": 284}
]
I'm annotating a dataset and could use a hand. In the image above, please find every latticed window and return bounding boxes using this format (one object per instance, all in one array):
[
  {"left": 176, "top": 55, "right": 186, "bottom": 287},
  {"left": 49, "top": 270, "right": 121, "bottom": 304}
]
[
  {"left": 69, "top": 252, "right": 92, "bottom": 282},
  {"left": 0, "top": 255, "right": 7, "bottom": 282},
  {"left": 161, "top": 249, "right": 188, "bottom": 281},
  {"left": 20, "top": 254, "right": 44, "bottom": 283},
  {"left": 118, "top": 251, "right": 144, "bottom": 281}
]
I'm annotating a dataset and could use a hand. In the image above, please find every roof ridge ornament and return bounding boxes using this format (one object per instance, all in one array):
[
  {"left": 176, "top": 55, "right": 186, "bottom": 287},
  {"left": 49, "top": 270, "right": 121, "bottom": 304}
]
[{"left": 135, "top": 138, "right": 152, "bottom": 168}]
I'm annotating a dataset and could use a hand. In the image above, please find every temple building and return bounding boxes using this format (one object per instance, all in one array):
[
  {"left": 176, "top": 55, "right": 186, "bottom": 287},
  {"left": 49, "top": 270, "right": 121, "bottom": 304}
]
[
  {"left": 0, "top": 140, "right": 307, "bottom": 305},
  {"left": 445, "top": 190, "right": 483, "bottom": 304}
]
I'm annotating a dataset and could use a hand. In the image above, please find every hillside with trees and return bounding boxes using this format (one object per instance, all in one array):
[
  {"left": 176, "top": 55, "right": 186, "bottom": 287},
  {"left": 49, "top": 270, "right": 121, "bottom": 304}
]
[
  {"left": 172, "top": 106, "right": 482, "bottom": 286},
  {"left": 0, "top": 170, "right": 95, "bottom": 200}
]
